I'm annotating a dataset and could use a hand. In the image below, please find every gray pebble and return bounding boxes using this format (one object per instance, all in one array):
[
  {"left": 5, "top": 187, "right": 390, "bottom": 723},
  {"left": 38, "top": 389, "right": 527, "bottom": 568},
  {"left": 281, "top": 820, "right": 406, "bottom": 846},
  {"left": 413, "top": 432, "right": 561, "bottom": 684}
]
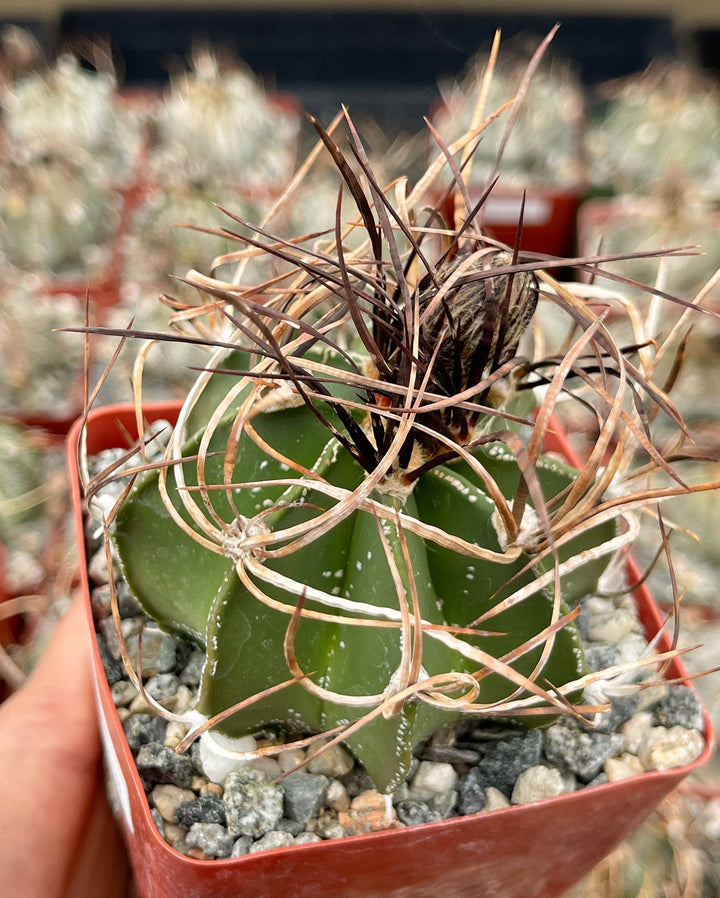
[
  {"left": 224, "top": 769, "right": 284, "bottom": 839},
  {"left": 294, "top": 832, "right": 323, "bottom": 845},
  {"left": 428, "top": 789, "right": 458, "bottom": 820},
  {"left": 457, "top": 773, "right": 486, "bottom": 815},
  {"left": 179, "top": 650, "right": 206, "bottom": 688},
  {"left": 458, "top": 729, "right": 543, "bottom": 809},
  {"left": 249, "top": 831, "right": 295, "bottom": 853},
  {"left": 586, "top": 771, "right": 610, "bottom": 788},
  {"left": 136, "top": 742, "right": 197, "bottom": 789},
  {"left": 122, "top": 714, "right": 167, "bottom": 752},
  {"left": 123, "top": 714, "right": 152, "bottom": 754},
  {"left": 88, "top": 546, "right": 112, "bottom": 585},
  {"left": 282, "top": 773, "right": 329, "bottom": 825},
  {"left": 150, "top": 807, "right": 166, "bottom": 837},
  {"left": 115, "top": 581, "right": 143, "bottom": 618},
  {"left": 653, "top": 686, "right": 704, "bottom": 731},
  {"left": 91, "top": 585, "right": 113, "bottom": 620},
  {"left": 615, "top": 632, "right": 651, "bottom": 665},
  {"left": 230, "top": 836, "right": 253, "bottom": 858},
  {"left": 139, "top": 716, "right": 168, "bottom": 747},
  {"left": 97, "top": 634, "right": 124, "bottom": 685},
  {"left": 276, "top": 818, "right": 306, "bottom": 836},
  {"left": 318, "top": 820, "right": 346, "bottom": 840},
  {"left": 185, "top": 823, "right": 235, "bottom": 859},
  {"left": 126, "top": 629, "right": 177, "bottom": 676},
  {"left": 594, "top": 691, "right": 641, "bottom": 734},
  {"left": 98, "top": 617, "right": 123, "bottom": 660},
  {"left": 390, "top": 782, "right": 410, "bottom": 805},
  {"left": 145, "top": 673, "right": 180, "bottom": 703},
  {"left": 176, "top": 791, "right": 227, "bottom": 828},
  {"left": 172, "top": 637, "right": 195, "bottom": 675},
  {"left": 583, "top": 643, "right": 618, "bottom": 672},
  {"left": 543, "top": 720, "right": 623, "bottom": 783},
  {"left": 339, "top": 769, "right": 374, "bottom": 798},
  {"left": 395, "top": 800, "right": 435, "bottom": 827}
]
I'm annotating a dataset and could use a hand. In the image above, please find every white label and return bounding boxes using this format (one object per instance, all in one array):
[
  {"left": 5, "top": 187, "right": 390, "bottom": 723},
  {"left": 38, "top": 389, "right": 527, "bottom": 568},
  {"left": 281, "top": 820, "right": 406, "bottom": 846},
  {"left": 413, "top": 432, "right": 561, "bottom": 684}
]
[{"left": 93, "top": 666, "right": 135, "bottom": 834}]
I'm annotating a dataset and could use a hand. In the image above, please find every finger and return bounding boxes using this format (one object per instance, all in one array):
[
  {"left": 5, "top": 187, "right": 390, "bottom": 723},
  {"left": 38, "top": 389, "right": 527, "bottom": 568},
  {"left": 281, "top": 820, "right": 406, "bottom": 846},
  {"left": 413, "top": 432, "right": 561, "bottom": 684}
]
[
  {"left": 0, "top": 596, "right": 129, "bottom": 897},
  {"left": 64, "top": 760, "right": 134, "bottom": 898}
]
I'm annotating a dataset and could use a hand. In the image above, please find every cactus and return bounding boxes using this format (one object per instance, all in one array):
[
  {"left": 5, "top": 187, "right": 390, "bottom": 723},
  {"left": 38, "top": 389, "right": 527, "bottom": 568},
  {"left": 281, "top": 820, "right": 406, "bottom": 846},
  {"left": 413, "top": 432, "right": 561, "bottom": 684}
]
[
  {"left": 0, "top": 48, "right": 145, "bottom": 182},
  {"left": 113, "top": 333, "right": 618, "bottom": 791},
  {"left": 87, "top": 48, "right": 717, "bottom": 796},
  {"left": 148, "top": 47, "right": 301, "bottom": 189},
  {"left": 586, "top": 61, "right": 720, "bottom": 202},
  {"left": 433, "top": 29, "right": 586, "bottom": 190}
]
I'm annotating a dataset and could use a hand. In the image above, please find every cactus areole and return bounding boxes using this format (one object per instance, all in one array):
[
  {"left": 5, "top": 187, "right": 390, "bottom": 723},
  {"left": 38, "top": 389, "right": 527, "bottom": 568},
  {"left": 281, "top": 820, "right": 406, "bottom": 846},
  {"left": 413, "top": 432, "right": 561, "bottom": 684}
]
[{"left": 111, "top": 123, "right": 621, "bottom": 794}]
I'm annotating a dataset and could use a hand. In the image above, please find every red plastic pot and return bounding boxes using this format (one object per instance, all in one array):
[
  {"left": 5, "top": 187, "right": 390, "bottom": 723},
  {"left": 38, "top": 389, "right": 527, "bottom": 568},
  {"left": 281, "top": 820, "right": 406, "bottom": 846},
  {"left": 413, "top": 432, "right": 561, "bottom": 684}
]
[
  {"left": 440, "top": 187, "right": 583, "bottom": 259},
  {"left": 67, "top": 402, "right": 715, "bottom": 898}
]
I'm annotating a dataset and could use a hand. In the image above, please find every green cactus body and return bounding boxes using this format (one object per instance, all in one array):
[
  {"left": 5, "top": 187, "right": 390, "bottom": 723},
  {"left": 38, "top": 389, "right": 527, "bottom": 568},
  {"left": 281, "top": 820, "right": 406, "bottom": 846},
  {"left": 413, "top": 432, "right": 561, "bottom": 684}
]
[{"left": 114, "top": 345, "right": 615, "bottom": 793}]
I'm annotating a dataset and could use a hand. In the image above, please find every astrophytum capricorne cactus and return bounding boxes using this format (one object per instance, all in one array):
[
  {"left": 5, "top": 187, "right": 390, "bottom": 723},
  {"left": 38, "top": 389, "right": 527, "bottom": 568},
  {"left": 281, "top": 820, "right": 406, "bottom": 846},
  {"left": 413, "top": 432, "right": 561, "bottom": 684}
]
[{"left": 99, "top": 94, "right": 700, "bottom": 793}]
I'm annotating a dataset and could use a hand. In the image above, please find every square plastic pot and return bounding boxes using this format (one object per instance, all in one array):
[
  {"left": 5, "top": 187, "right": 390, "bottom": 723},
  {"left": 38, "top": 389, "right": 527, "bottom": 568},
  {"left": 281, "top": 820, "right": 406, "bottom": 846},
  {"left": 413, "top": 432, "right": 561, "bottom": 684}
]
[
  {"left": 439, "top": 188, "right": 583, "bottom": 259},
  {"left": 67, "top": 401, "right": 715, "bottom": 898}
]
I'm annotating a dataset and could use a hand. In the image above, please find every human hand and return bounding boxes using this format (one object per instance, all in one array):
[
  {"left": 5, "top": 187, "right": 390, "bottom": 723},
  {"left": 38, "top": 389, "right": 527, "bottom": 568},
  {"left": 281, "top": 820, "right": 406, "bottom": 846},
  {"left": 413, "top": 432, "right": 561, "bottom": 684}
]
[{"left": 0, "top": 596, "right": 134, "bottom": 898}]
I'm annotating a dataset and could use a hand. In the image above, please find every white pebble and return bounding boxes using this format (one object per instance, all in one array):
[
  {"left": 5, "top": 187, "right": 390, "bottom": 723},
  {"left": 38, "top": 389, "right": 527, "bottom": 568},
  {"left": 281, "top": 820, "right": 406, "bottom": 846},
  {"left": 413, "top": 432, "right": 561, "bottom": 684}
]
[
  {"left": 294, "top": 832, "right": 322, "bottom": 844},
  {"left": 151, "top": 784, "right": 195, "bottom": 823},
  {"left": 111, "top": 680, "right": 138, "bottom": 707},
  {"left": 278, "top": 748, "right": 306, "bottom": 773},
  {"left": 483, "top": 787, "right": 511, "bottom": 810},
  {"left": 586, "top": 608, "right": 637, "bottom": 645},
  {"left": 584, "top": 596, "right": 614, "bottom": 615},
  {"left": 306, "top": 742, "right": 355, "bottom": 778},
  {"left": 408, "top": 761, "right": 458, "bottom": 800},
  {"left": 173, "top": 685, "right": 195, "bottom": 714},
  {"left": 511, "top": 766, "right": 569, "bottom": 805},
  {"left": 249, "top": 756, "right": 283, "bottom": 777},
  {"left": 638, "top": 726, "right": 705, "bottom": 772},
  {"left": 615, "top": 633, "right": 651, "bottom": 665},
  {"left": 325, "top": 779, "right": 350, "bottom": 812},
  {"left": 604, "top": 753, "right": 644, "bottom": 782},
  {"left": 164, "top": 721, "right": 190, "bottom": 750},
  {"left": 621, "top": 712, "right": 654, "bottom": 754}
]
